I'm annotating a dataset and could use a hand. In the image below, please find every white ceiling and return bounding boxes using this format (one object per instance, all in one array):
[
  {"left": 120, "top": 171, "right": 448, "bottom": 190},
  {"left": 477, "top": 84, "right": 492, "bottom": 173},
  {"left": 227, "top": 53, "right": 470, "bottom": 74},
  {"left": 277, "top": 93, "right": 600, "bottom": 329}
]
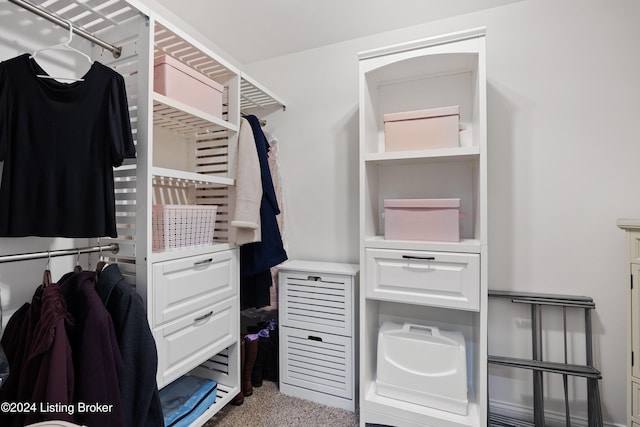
[{"left": 152, "top": 0, "right": 522, "bottom": 64}]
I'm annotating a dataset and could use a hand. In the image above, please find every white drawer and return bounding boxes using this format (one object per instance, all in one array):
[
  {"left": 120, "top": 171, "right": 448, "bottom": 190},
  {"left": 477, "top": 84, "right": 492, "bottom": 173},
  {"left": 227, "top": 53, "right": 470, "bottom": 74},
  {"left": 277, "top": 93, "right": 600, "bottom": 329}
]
[
  {"left": 280, "top": 326, "right": 352, "bottom": 400},
  {"left": 153, "top": 250, "right": 237, "bottom": 326},
  {"left": 279, "top": 271, "right": 353, "bottom": 336},
  {"left": 365, "top": 248, "right": 480, "bottom": 310},
  {"left": 155, "top": 296, "right": 237, "bottom": 388}
]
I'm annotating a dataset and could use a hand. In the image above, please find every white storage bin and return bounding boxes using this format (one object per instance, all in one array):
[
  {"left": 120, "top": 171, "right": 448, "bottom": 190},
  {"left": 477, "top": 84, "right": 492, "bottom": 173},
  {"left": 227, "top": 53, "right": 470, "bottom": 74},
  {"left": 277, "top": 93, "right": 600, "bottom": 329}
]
[
  {"left": 376, "top": 321, "right": 468, "bottom": 415},
  {"left": 152, "top": 205, "right": 217, "bottom": 251}
]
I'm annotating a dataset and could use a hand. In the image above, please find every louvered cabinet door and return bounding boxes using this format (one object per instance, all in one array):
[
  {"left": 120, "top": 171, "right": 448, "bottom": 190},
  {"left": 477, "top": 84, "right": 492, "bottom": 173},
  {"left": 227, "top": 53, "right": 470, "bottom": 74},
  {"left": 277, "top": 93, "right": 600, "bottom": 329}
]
[
  {"left": 280, "top": 327, "right": 352, "bottom": 399},
  {"left": 279, "top": 270, "right": 353, "bottom": 336}
]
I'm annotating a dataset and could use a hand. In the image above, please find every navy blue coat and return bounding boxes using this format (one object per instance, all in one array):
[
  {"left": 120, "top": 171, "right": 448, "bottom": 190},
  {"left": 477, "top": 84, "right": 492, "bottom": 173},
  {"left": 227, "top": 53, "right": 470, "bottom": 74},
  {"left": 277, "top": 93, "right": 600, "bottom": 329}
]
[{"left": 240, "top": 115, "right": 287, "bottom": 276}]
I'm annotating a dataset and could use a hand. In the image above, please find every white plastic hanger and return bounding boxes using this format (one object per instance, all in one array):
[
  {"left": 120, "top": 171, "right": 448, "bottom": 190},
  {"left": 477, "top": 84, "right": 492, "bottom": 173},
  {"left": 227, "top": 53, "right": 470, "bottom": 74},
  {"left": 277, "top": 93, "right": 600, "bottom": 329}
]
[{"left": 30, "top": 19, "right": 93, "bottom": 82}]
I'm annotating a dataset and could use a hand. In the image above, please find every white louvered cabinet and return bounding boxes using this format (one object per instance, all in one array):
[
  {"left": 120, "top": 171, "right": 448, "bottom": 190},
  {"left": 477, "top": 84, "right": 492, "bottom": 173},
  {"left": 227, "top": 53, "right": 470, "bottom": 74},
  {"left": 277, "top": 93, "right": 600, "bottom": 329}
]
[{"left": 278, "top": 260, "right": 359, "bottom": 411}]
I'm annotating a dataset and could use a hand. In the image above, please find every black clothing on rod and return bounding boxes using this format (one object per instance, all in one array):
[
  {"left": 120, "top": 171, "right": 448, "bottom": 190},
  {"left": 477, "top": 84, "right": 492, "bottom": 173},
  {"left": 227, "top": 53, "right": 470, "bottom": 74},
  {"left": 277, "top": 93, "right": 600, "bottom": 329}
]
[
  {"left": 96, "top": 264, "right": 164, "bottom": 427},
  {"left": 0, "top": 53, "right": 136, "bottom": 238}
]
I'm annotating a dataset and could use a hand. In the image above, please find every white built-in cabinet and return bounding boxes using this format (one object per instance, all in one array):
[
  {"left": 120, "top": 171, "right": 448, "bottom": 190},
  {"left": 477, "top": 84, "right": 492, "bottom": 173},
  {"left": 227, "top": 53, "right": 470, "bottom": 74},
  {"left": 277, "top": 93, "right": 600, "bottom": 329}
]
[
  {"left": 134, "top": 8, "right": 285, "bottom": 425},
  {"left": 137, "top": 19, "right": 243, "bottom": 414},
  {"left": 1, "top": 1, "right": 285, "bottom": 425},
  {"left": 617, "top": 219, "right": 640, "bottom": 427},
  {"left": 277, "top": 260, "right": 359, "bottom": 412},
  {"left": 358, "top": 28, "right": 488, "bottom": 426}
]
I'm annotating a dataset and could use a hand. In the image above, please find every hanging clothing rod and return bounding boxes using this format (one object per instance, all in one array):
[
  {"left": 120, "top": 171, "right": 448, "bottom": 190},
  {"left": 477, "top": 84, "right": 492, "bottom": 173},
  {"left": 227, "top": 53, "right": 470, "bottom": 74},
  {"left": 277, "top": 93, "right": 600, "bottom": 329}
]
[
  {"left": 8, "top": 0, "right": 122, "bottom": 58},
  {"left": 0, "top": 243, "right": 119, "bottom": 264},
  {"left": 240, "top": 112, "right": 267, "bottom": 127}
]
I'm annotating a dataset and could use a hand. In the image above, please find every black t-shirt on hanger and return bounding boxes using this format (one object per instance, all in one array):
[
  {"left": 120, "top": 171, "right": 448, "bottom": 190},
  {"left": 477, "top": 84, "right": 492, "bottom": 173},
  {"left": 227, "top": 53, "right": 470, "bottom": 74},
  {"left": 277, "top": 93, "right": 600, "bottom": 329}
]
[{"left": 0, "top": 53, "right": 136, "bottom": 238}]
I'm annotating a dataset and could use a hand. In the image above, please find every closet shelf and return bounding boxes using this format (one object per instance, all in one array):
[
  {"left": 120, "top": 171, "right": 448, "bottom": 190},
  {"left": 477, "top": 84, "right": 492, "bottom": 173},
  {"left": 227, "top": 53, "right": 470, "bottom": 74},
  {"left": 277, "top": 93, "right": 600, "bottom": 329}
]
[
  {"left": 152, "top": 167, "right": 234, "bottom": 187},
  {"left": 153, "top": 93, "right": 238, "bottom": 136},
  {"left": 189, "top": 383, "right": 239, "bottom": 425},
  {"left": 153, "top": 22, "right": 237, "bottom": 85},
  {"left": 363, "top": 382, "right": 480, "bottom": 426},
  {"left": 364, "top": 146, "right": 480, "bottom": 165},
  {"left": 240, "top": 74, "right": 286, "bottom": 112},
  {"left": 365, "top": 236, "right": 481, "bottom": 253}
]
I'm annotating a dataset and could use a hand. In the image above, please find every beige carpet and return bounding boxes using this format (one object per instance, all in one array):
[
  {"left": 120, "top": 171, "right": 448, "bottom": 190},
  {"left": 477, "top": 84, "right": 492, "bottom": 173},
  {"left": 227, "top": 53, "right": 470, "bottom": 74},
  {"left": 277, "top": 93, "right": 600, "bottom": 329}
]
[{"left": 204, "top": 381, "right": 359, "bottom": 427}]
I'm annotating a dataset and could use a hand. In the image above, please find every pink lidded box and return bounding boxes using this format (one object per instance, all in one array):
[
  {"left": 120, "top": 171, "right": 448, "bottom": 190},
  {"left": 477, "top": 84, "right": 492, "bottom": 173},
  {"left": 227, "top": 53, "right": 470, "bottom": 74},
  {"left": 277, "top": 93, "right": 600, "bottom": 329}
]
[
  {"left": 383, "top": 106, "right": 460, "bottom": 151},
  {"left": 154, "top": 54, "right": 224, "bottom": 118},
  {"left": 384, "top": 198, "right": 460, "bottom": 242}
]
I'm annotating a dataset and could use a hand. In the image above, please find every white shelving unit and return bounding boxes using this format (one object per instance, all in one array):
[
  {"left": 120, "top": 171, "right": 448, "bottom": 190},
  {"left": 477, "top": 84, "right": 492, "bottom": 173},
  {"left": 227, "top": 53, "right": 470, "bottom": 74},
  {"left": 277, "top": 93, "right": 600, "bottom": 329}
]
[
  {"left": 137, "top": 15, "right": 286, "bottom": 425},
  {"left": 135, "top": 19, "right": 243, "bottom": 420},
  {"left": 1, "top": 1, "right": 286, "bottom": 424},
  {"left": 358, "top": 28, "right": 488, "bottom": 426}
]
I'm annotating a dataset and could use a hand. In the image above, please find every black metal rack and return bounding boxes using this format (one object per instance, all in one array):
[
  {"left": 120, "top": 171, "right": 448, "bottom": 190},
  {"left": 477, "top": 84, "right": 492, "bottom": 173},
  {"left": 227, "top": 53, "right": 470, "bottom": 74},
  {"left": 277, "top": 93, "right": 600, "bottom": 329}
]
[{"left": 488, "top": 291, "right": 603, "bottom": 426}]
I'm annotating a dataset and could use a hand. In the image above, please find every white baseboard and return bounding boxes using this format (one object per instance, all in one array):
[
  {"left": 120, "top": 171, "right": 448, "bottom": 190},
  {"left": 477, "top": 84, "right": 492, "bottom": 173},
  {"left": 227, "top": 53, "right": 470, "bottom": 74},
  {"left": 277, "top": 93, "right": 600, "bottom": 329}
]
[{"left": 489, "top": 399, "right": 622, "bottom": 427}]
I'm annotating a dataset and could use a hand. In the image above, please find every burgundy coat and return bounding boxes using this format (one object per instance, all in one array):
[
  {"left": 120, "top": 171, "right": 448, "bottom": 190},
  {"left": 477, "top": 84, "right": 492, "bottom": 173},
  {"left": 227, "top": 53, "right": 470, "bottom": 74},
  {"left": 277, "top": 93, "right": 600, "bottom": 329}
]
[{"left": 0, "top": 284, "right": 75, "bottom": 427}]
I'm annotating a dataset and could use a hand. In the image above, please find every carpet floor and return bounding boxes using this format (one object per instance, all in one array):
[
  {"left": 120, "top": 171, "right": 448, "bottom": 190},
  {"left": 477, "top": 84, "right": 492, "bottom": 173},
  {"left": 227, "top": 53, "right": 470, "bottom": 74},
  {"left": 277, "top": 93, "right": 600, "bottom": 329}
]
[{"left": 204, "top": 380, "right": 359, "bottom": 427}]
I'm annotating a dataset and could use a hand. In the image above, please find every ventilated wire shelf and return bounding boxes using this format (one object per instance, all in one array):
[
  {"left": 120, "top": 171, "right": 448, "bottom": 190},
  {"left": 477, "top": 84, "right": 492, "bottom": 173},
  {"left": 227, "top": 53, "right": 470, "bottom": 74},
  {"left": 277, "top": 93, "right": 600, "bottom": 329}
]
[{"left": 240, "top": 77, "right": 285, "bottom": 111}]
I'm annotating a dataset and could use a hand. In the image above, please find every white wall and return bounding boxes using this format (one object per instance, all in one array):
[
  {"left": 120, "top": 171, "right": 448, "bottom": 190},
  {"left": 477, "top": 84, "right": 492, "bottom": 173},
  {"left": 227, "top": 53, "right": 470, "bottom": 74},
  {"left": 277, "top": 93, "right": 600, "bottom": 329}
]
[{"left": 245, "top": 0, "right": 639, "bottom": 424}]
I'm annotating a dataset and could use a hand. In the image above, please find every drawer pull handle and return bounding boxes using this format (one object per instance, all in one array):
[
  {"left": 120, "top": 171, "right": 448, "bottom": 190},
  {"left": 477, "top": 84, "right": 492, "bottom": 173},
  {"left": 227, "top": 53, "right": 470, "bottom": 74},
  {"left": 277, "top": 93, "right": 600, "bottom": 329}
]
[
  {"left": 307, "top": 275, "right": 321, "bottom": 281},
  {"left": 194, "top": 311, "right": 213, "bottom": 322},
  {"left": 307, "top": 335, "right": 323, "bottom": 342},
  {"left": 194, "top": 258, "right": 213, "bottom": 266},
  {"left": 402, "top": 255, "right": 436, "bottom": 261}
]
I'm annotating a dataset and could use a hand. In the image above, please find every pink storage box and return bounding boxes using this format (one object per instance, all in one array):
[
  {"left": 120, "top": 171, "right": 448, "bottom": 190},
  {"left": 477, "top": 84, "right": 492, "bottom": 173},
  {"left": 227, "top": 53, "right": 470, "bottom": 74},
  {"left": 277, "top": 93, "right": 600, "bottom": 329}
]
[
  {"left": 384, "top": 106, "right": 460, "bottom": 151},
  {"left": 154, "top": 54, "right": 224, "bottom": 118},
  {"left": 152, "top": 204, "right": 217, "bottom": 251},
  {"left": 384, "top": 198, "right": 460, "bottom": 242}
]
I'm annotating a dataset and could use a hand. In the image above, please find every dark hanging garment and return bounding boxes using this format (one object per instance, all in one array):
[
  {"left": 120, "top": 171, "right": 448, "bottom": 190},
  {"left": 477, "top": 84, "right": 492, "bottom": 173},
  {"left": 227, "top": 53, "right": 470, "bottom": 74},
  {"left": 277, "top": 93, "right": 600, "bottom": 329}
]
[
  {"left": 0, "top": 284, "right": 76, "bottom": 427},
  {"left": 240, "top": 270, "right": 273, "bottom": 310},
  {"left": 96, "top": 264, "right": 164, "bottom": 427},
  {"left": 240, "top": 115, "right": 287, "bottom": 308},
  {"left": 0, "top": 53, "right": 136, "bottom": 238},
  {"left": 60, "top": 270, "right": 125, "bottom": 427}
]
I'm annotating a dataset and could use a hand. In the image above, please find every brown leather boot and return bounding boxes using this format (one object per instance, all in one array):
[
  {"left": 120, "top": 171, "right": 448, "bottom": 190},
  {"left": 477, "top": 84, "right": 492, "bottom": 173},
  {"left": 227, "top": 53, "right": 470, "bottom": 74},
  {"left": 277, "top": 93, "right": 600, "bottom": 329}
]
[
  {"left": 230, "top": 338, "right": 246, "bottom": 405},
  {"left": 243, "top": 335, "right": 259, "bottom": 396}
]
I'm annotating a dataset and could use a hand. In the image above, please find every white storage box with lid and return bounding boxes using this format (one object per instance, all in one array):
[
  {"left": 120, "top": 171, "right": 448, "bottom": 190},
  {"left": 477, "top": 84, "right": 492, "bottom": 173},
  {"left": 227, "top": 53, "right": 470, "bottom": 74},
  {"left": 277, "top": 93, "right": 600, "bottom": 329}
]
[
  {"left": 154, "top": 54, "right": 224, "bottom": 118},
  {"left": 383, "top": 105, "right": 460, "bottom": 151},
  {"left": 152, "top": 205, "right": 217, "bottom": 251},
  {"left": 384, "top": 198, "right": 460, "bottom": 242},
  {"left": 376, "top": 321, "right": 468, "bottom": 415}
]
